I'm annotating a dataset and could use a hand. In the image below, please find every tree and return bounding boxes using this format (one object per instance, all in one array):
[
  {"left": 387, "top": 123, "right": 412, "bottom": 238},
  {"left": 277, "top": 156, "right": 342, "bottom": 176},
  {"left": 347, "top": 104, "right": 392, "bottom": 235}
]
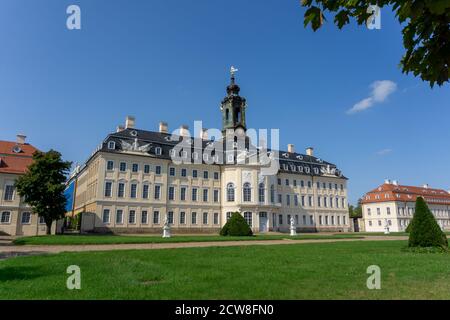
[
  {"left": 349, "top": 199, "right": 363, "bottom": 218},
  {"left": 15, "top": 150, "right": 72, "bottom": 235},
  {"left": 220, "top": 212, "right": 253, "bottom": 236},
  {"left": 408, "top": 197, "right": 448, "bottom": 249},
  {"left": 301, "top": 1, "right": 450, "bottom": 87}
]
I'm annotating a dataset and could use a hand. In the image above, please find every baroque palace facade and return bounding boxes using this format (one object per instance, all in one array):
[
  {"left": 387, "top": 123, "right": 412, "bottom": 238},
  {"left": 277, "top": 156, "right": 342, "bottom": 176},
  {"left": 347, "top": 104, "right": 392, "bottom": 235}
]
[
  {"left": 67, "top": 73, "right": 350, "bottom": 234},
  {"left": 0, "top": 135, "right": 52, "bottom": 236},
  {"left": 361, "top": 180, "right": 450, "bottom": 232}
]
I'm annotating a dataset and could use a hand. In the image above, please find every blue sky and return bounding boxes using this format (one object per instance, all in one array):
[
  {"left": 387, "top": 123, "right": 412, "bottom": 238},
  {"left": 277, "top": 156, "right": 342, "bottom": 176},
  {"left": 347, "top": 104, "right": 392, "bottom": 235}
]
[{"left": 0, "top": 0, "right": 449, "bottom": 204}]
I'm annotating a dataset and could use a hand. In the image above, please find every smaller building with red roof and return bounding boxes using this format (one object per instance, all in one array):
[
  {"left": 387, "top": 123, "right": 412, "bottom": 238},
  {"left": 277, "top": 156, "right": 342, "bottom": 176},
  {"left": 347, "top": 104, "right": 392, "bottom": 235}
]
[{"left": 361, "top": 179, "right": 450, "bottom": 232}]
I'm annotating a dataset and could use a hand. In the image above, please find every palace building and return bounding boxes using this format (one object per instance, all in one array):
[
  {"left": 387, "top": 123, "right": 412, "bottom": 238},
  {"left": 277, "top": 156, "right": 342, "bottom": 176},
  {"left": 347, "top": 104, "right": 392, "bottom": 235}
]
[
  {"left": 0, "top": 135, "right": 52, "bottom": 236},
  {"left": 67, "top": 73, "right": 350, "bottom": 234},
  {"left": 361, "top": 180, "right": 450, "bottom": 232}
]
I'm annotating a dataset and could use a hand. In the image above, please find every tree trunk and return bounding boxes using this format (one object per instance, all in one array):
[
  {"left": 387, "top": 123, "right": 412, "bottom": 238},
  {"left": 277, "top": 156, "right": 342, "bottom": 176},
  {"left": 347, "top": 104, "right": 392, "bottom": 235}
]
[{"left": 46, "top": 220, "right": 52, "bottom": 235}]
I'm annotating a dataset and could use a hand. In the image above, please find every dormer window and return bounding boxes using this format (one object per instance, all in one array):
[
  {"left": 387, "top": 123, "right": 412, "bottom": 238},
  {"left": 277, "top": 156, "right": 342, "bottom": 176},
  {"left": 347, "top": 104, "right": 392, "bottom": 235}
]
[
  {"left": 130, "top": 130, "right": 138, "bottom": 137},
  {"left": 108, "top": 141, "right": 116, "bottom": 150},
  {"left": 12, "top": 145, "right": 22, "bottom": 153},
  {"left": 155, "top": 147, "right": 162, "bottom": 155}
]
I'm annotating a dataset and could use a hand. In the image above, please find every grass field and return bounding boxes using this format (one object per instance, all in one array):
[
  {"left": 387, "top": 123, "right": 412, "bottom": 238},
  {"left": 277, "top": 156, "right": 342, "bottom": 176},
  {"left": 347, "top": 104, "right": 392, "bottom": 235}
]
[
  {"left": 1, "top": 240, "right": 450, "bottom": 299},
  {"left": 13, "top": 233, "right": 364, "bottom": 246}
]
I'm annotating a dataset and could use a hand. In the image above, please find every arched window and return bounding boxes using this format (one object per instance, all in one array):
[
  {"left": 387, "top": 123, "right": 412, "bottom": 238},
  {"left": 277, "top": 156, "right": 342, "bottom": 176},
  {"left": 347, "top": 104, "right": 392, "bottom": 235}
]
[
  {"left": 258, "top": 183, "right": 265, "bottom": 203},
  {"left": 227, "top": 183, "right": 235, "bottom": 202},
  {"left": 243, "top": 183, "right": 251, "bottom": 202},
  {"left": 270, "top": 185, "right": 275, "bottom": 203},
  {"left": 226, "top": 109, "right": 230, "bottom": 121}
]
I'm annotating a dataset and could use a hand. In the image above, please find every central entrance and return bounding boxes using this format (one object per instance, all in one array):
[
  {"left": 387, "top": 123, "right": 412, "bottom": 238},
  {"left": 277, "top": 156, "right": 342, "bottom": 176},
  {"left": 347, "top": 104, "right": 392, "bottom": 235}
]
[{"left": 259, "top": 212, "right": 268, "bottom": 233}]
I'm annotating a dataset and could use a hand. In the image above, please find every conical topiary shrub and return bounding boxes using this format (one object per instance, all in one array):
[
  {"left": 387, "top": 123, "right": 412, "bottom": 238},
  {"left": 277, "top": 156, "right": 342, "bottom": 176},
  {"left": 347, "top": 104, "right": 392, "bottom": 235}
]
[
  {"left": 408, "top": 197, "right": 448, "bottom": 249},
  {"left": 220, "top": 212, "right": 253, "bottom": 236}
]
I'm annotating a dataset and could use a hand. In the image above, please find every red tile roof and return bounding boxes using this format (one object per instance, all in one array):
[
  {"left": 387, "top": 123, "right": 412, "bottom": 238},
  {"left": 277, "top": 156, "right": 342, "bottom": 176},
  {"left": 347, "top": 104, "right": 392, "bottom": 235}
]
[
  {"left": 0, "top": 140, "right": 38, "bottom": 174},
  {"left": 362, "top": 183, "right": 450, "bottom": 205}
]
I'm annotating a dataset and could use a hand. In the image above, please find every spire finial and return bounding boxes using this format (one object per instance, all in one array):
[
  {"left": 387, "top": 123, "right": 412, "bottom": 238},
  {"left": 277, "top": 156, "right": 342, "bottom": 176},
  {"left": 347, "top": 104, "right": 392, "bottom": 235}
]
[{"left": 230, "top": 66, "right": 238, "bottom": 84}]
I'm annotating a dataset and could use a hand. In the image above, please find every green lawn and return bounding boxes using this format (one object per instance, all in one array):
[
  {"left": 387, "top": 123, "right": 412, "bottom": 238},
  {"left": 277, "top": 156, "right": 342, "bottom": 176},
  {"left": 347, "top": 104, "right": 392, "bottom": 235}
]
[
  {"left": 1, "top": 240, "right": 450, "bottom": 299},
  {"left": 13, "top": 233, "right": 363, "bottom": 246}
]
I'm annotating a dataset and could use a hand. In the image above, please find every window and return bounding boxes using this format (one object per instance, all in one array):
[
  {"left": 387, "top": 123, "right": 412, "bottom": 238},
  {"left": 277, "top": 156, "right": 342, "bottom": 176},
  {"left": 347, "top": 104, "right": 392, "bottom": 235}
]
[
  {"left": 278, "top": 194, "right": 282, "bottom": 204},
  {"left": 108, "top": 141, "right": 116, "bottom": 149},
  {"left": 155, "top": 147, "right": 162, "bottom": 155},
  {"left": 203, "top": 212, "right": 208, "bottom": 225},
  {"left": 244, "top": 212, "right": 252, "bottom": 227},
  {"left": 317, "top": 182, "right": 320, "bottom": 189},
  {"left": 107, "top": 160, "right": 114, "bottom": 171},
  {"left": 300, "top": 180, "right": 305, "bottom": 188},
  {"left": 317, "top": 196, "right": 321, "bottom": 207},
  {"left": 1, "top": 211, "right": 11, "bottom": 223},
  {"left": 324, "top": 197, "right": 327, "bottom": 207},
  {"left": 191, "top": 212, "right": 197, "bottom": 224},
  {"left": 278, "top": 178, "right": 281, "bottom": 185},
  {"left": 258, "top": 183, "right": 265, "bottom": 203},
  {"left": 329, "top": 197, "right": 333, "bottom": 208},
  {"left": 141, "top": 211, "right": 148, "bottom": 224},
  {"left": 118, "top": 183, "right": 125, "bottom": 198},
  {"left": 331, "top": 216, "right": 335, "bottom": 225},
  {"left": 116, "top": 210, "right": 123, "bottom": 224},
  {"left": 192, "top": 170, "right": 198, "bottom": 178},
  {"left": 307, "top": 181, "right": 312, "bottom": 188},
  {"left": 302, "top": 215, "right": 307, "bottom": 225},
  {"left": 388, "top": 220, "right": 392, "bottom": 226},
  {"left": 325, "top": 216, "right": 329, "bottom": 225},
  {"left": 227, "top": 183, "right": 235, "bottom": 202},
  {"left": 144, "top": 165, "right": 150, "bottom": 174},
  {"left": 243, "top": 183, "right": 251, "bottom": 202},
  {"left": 337, "top": 216, "right": 341, "bottom": 225},
  {"left": 287, "top": 215, "right": 291, "bottom": 225},
  {"left": 285, "top": 179, "right": 289, "bottom": 186},
  {"left": 301, "top": 196, "right": 305, "bottom": 207},
  {"left": 213, "top": 189, "right": 219, "bottom": 203},
  {"left": 278, "top": 214, "right": 283, "bottom": 225},
  {"left": 4, "top": 185, "right": 14, "bottom": 201},
  {"left": 168, "top": 186, "right": 175, "bottom": 201},
  {"left": 181, "top": 168, "right": 187, "bottom": 177},
  {"left": 203, "top": 171, "right": 209, "bottom": 179},
  {"left": 155, "top": 166, "right": 161, "bottom": 175},
  {"left": 294, "top": 195, "right": 298, "bottom": 206},
  {"left": 119, "top": 162, "right": 127, "bottom": 172},
  {"left": 169, "top": 167, "right": 176, "bottom": 176},
  {"left": 340, "top": 184, "right": 344, "bottom": 190},
  {"left": 308, "top": 196, "right": 313, "bottom": 207},
  {"left": 214, "top": 172, "right": 219, "bottom": 180},
  {"left": 130, "top": 183, "right": 137, "bottom": 198},
  {"left": 104, "top": 182, "right": 113, "bottom": 197},
  {"left": 132, "top": 163, "right": 139, "bottom": 173},
  {"left": 129, "top": 210, "right": 136, "bottom": 224},
  {"left": 369, "top": 221, "right": 372, "bottom": 226},
  {"left": 214, "top": 213, "right": 219, "bottom": 225},
  {"left": 343, "top": 216, "right": 346, "bottom": 225},
  {"left": 286, "top": 195, "right": 291, "bottom": 206},
  {"left": 367, "top": 208, "right": 371, "bottom": 216},
  {"left": 226, "top": 212, "right": 232, "bottom": 221},
  {"left": 102, "top": 209, "right": 110, "bottom": 224},
  {"left": 378, "top": 220, "right": 382, "bottom": 226},
  {"left": 153, "top": 211, "right": 160, "bottom": 224},
  {"left": 180, "top": 187, "right": 187, "bottom": 201},
  {"left": 154, "top": 185, "right": 161, "bottom": 200},
  {"left": 179, "top": 211, "right": 186, "bottom": 224},
  {"left": 167, "top": 212, "right": 174, "bottom": 224},
  {"left": 203, "top": 189, "right": 208, "bottom": 202},
  {"left": 377, "top": 208, "right": 381, "bottom": 215},
  {"left": 309, "top": 215, "right": 314, "bottom": 225},
  {"left": 192, "top": 188, "right": 198, "bottom": 201},
  {"left": 142, "top": 185, "right": 149, "bottom": 199},
  {"left": 293, "top": 180, "right": 297, "bottom": 187},
  {"left": 21, "top": 212, "right": 31, "bottom": 224},
  {"left": 319, "top": 215, "right": 323, "bottom": 225},
  {"left": 387, "top": 207, "right": 391, "bottom": 215},
  {"left": 39, "top": 216, "right": 45, "bottom": 224}
]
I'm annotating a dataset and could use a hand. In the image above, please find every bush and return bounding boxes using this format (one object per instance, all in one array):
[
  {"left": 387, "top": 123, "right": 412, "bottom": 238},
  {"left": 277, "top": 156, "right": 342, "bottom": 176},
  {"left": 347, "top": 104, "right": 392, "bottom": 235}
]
[
  {"left": 408, "top": 197, "right": 448, "bottom": 249},
  {"left": 220, "top": 212, "right": 253, "bottom": 236}
]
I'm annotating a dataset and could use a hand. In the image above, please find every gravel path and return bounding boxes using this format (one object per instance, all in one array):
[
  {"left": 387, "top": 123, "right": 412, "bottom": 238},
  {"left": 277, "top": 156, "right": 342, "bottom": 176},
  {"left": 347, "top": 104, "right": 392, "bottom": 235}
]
[{"left": 0, "top": 236, "right": 408, "bottom": 259}]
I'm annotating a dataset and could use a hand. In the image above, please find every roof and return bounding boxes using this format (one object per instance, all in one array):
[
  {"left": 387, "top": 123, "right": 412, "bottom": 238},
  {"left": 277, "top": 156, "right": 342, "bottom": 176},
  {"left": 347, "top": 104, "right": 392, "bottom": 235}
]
[
  {"left": 76, "top": 127, "right": 346, "bottom": 179},
  {"left": 0, "top": 140, "right": 37, "bottom": 174},
  {"left": 362, "top": 183, "right": 450, "bottom": 205}
]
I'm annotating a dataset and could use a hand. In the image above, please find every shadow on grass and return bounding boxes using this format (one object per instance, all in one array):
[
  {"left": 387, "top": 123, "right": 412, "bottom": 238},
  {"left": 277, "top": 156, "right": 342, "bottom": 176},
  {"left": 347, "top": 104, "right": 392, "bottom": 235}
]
[{"left": 0, "top": 263, "right": 48, "bottom": 281}]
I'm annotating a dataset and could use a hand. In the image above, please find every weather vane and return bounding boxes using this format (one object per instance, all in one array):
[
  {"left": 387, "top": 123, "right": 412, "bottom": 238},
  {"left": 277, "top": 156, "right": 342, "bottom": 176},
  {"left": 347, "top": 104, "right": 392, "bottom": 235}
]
[{"left": 230, "top": 66, "right": 238, "bottom": 76}]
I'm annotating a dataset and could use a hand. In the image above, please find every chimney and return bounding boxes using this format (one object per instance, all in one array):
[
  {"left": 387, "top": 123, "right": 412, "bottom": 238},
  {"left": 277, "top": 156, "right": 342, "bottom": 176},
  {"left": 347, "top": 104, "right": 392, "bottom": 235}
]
[
  {"left": 16, "top": 134, "right": 26, "bottom": 144},
  {"left": 159, "top": 121, "right": 168, "bottom": 134},
  {"left": 392, "top": 180, "right": 398, "bottom": 186},
  {"left": 116, "top": 125, "right": 125, "bottom": 133},
  {"left": 423, "top": 184, "right": 429, "bottom": 189},
  {"left": 306, "top": 147, "right": 314, "bottom": 156},
  {"left": 179, "top": 125, "right": 189, "bottom": 137},
  {"left": 125, "top": 116, "right": 135, "bottom": 129},
  {"left": 200, "top": 128, "right": 208, "bottom": 140},
  {"left": 288, "top": 144, "right": 295, "bottom": 153}
]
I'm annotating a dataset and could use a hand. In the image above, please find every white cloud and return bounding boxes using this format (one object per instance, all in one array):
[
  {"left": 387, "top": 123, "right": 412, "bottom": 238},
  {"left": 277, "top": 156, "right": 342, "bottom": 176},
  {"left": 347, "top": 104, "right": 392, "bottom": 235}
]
[
  {"left": 376, "top": 148, "right": 393, "bottom": 156},
  {"left": 347, "top": 80, "right": 397, "bottom": 115}
]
